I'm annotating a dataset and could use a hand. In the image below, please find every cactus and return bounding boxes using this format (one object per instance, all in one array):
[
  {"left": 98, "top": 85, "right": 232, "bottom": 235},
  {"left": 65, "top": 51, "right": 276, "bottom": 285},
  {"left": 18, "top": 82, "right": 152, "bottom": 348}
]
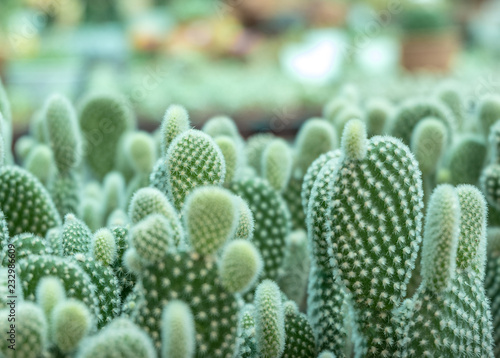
[
  {"left": 448, "top": 135, "right": 487, "bottom": 185},
  {"left": 0, "top": 79, "right": 12, "bottom": 164},
  {"left": 14, "top": 135, "right": 36, "bottom": 163},
  {"left": 435, "top": 82, "right": 464, "bottom": 131},
  {"left": 282, "top": 301, "right": 316, "bottom": 358},
  {"left": 24, "top": 143, "right": 54, "bottom": 185},
  {"left": 131, "top": 214, "right": 174, "bottom": 263},
  {"left": 245, "top": 133, "right": 275, "bottom": 175},
  {"left": 254, "top": 280, "right": 286, "bottom": 358},
  {"left": 0, "top": 302, "right": 47, "bottom": 358},
  {"left": 388, "top": 98, "right": 454, "bottom": 146},
  {"left": 162, "top": 129, "right": 226, "bottom": 210},
  {"left": 161, "top": 300, "right": 196, "bottom": 358},
  {"left": 0, "top": 233, "right": 52, "bottom": 264},
  {"left": 332, "top": 106, "right": 364, "bottom": 140},
  {"left": 485, "top": 228, "right": 500, "bottom": 356},
  {"left": 125, "top": 131, "right": 156, "bottom": 174},
  {"left": 411, "top": 117, "right": 448, "bottom": 177},
  {"left": 478, "top": 94, "right": 500, "bottom": 137},
  {"left": 49, "top": 171, "right": 81, "bottom": 217},
  {"left": 0, "top": 165, "right": 61, "bottom": 236},
  {"left": 215, "top": 135, "right": 241, "bottom": 185},
  {"left": 80, "top": 197, "right": 103, "bottom": 232},
  {"left": 323, "top": 98, "right": 350, "bottom": 127},
  {"left": 0, "top": 210, "right": 9, "bottom": 248},
  {"left": 60, "top": 214, "right": 93, "bottom": 256},
  {"left": 36, "top": 276, "right": 66, "bottom": 320},
  {"left": 234, "top": 196, "right": 254, "bottom": 240},
  {"left": 92, "top": 228, "right": 117, "bottom": 266},
  {"left": 219, "top": 239, "right": 263, "bottom": 294},
  {"left": 78, "top": 94, "right": 134, "bottom": 179},
  {"left": 51, "top": 299, "right": 92, "bottom": 353},
  {"left": 102, "top": 171, "right": 126, "bottom": 219},
  {"left": 235, "top": 304, "right": 259, "bottom": 358},
  {"left": 277, "top": 230, "right": 310, "bottom": 305},
  {"left": 365, "top": 98, "right": 392, "bottom": 137},
  {"left": 262, "top": 138, "right": 293, "bottom": 192},
  {"left": 76, "top": 318, "right": 156, "bottom": 358},
  {"left": 43, "top": 94, "right": 83, "bottom": 174},
  {"left": 202, "top": 115, "right": 244, "bottom": 145},
  {"left": 160, "top": 104, "right": 191, "bottom": 155}
]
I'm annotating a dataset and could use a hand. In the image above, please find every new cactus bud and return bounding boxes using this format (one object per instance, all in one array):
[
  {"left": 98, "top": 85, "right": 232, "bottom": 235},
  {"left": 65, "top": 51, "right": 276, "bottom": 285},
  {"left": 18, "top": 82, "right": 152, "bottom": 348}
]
[
  {"left": 161, "top": 104, "right": 190, "bottom": 155},
  {"left": 92, "top": 228, "right": 117, "bottom": 266},
  {"left": 51, "top": 299, "right": 92, "bottom": 353},
  {"left": 61, "top": 213, "right": 93, "bottom": 256},
  {"left": 161, "top": 300, "right": 196, "bottom": 358},
  {"left": 234, "top": 196, "right": 254, "bottom": 240}
]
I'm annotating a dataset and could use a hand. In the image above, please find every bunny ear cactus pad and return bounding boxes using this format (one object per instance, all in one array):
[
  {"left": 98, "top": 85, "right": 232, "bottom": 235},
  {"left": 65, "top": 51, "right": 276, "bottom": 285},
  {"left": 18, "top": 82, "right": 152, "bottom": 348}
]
[
  {"left": 282, "top": 301, "right": 316, "bottom": 358},
  {"left": 160, "top": 104, "right": 190, "bottom": 156},
  {"left": 229, "top": 177, "right": 291, "bottom": 283},
  {"left": 262, "top": 138, "right": 293, "bottom": 192},
  {"left": 0, "top": 165, "right": 61, "bottom": 236},
  {"left": 161, "top": 300, "right": 196, "bottom": 358},
  {"left": 43, "top": 94, "right": 83, "bottom": 174},
  {"left": 327, "top": 120, "right": 424, "bottom": 355},
  {"left": 165, "top": 129, "right": 226, "bottom": 211},
  {"left": 388, "top": 98, "right": 454, "bottom": 146},
  {"left": 79, "top": 94, "right": 134, "bottom": 180},
  {"left": 61, "top": 214, "right": 93, "bottom": 256}
]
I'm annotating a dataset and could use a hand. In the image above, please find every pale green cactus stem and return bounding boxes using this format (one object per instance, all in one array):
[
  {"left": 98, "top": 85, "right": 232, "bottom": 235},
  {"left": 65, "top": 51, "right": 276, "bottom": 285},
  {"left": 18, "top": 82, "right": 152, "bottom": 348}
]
[
  {"left": 277, "top": 230, "right": 310, "bottom": 305},
  {"left": 282, "top": 301, "right": 316, "bottom": 358},
  {"left": 131, "top": 214, "right": 173, "bottom": 263},
  {"left": 219, "top": 239, "right": 263, "bottom": 294},
  {"left": 128, "top": 187, "right": 184, "bottom": 245},
  {"left": 202, "top": 115, "right": 244, "bottom": 145},
  {"left": 102, "top": 171, "right": 126, "bottom": 219},
  {"left": 365, "top": 98, "right": 392, "bottom": 137},
  {"left": 478, "top": 94, "right": 500, "bottom": 137},
  {"left": 61, "top": 213, "right": 93, "bottom": 256},
  {"left": 164, "top": 129, "right": 226, "bottom": 210},
  {"left": 92, "top": 228, "right": 117, "bottom": 266},
  {"left": 262, "top": 138, "right": 293, "bottom": 192},
  {"left": 125, "top": 130, "right": 156, "bottom": 174},
  {"left": 123, "top": 248, "right": 144, "bottom": 276},
  {"left": 322, "top": 97, "right": 350, "bottom": 128},
  {"left": 325, "top": 119, "right": 424, "bottom": 356},
  {"left": 399, "top": 185, "right": 494, "bottom": 357},
  {"left": 0, "top": 165, "right": 61, "bottom": 236},
  {"left": 0, "top": 302, "right": 47, "bottom": 358},
  {"left": 183, "top": 186, "right": 238, "bottom": 255},
  {"left": 79, "top": 94, "right": 134, "bottom": 180},
  {"left": 234, "top": 196, "right": 254, "bottom": 240},
  {"left": 24, "top": 143, "right": 54, "bottom": 185},
  {"left": 30, "top": 109, "right": 48, "bottom": 143},
  {"left": 435, "top": 81, "right": 464, "bottom": 131},
  {"left": 76, "top": 318, "right": 156, "bottom": 358},
  {"left": 235, "top": 304, "right": 258, "bottom": 358},
  {"left": 43, "top": 94, "right": 83, "bottom": 174},
  {"left": 387, "top": 98, "right": 455, "bottom": 146},
  {"left": 294, "top": 118, "right": 337, "bottom": 176},
  {"left": 160, "top": 104, "right": 190, "bottom": 156},
  {"left": 485, "top": 228, "right": 500, "bottom": 356},
  {"left": 107, "top": 208, "right": 129, "bottom": 227},
  {"left": 448, "top": 135, "right": 487, "bottom": 185},
  {"left": 51, "top": 299, "right": 93, "bottom": 353},
  {"left": 254, "top": 280, "right": 286, "bottom": 358},
  {"left": 14, "top": 135, "right": 36, "bottom": 163},
  {"left": 245, "top": 133, "right": 275, "bottom": 175},
  {"left": 36, "top": 276, "right": 66, "bottom": 322},
  {"left": 215, "top": 135, "right": 241, "bottom": 185},
  {"left": 49, "top": 171, "right": 81, "bottom": 217},
  {"left": 80, "top": 197, "right": 103, "bottom": 232},
  {"left": 161, "top": 300, "right": 196, "bottom": 358},
  {"left": 333, "top": 106, "right": 364, "bottom": 140}
]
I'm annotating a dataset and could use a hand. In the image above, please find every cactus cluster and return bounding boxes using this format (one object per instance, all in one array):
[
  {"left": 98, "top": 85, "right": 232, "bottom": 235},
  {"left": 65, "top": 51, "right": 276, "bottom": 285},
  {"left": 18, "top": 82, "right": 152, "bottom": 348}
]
[{"left": 1, "top": 80, "right": 500, "bottom": 358}]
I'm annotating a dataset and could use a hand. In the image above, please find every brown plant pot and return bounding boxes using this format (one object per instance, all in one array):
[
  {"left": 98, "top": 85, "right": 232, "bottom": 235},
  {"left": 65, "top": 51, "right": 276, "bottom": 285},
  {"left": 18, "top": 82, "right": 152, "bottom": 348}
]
[{"left": 401, "top": 32, "right": 459, "bottom": 73}]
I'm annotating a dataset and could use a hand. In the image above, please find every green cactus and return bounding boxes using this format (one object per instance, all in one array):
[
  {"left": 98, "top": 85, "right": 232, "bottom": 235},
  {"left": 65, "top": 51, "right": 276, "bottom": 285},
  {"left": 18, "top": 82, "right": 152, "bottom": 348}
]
[
  {"left": 0, "top": 210, "right": 9, "bottom": 249},
  {"left": 0, "top": 302, "right": 47, "bottom": 358},
  {"left": 79, "top": 94, "right": 134, "bottom": 179},
  {"left": 0, "top": 165, "right": 61, "bottom": 236},
  {"left": 43, "top": 94, "right": 83, "bottom": 174},
  {"left": 262, "top": 138, "right": 293, "bottom": 192},
  {"left": 125, "top": 131, "right": 157, "bottom": 174},
  {"left": 323, "top": 97, "right": 350, "bottom": 128},
  {"left": 245, "top": 133, "right": 275, "bottom": 175},
  {"left": 478, "top": 94, "right": 500, "bottom": 137},
  {"left": 49, "top": 171, "right": 81, "bottom": 218},
  {"left": 202, "top": 115, "right": 244, "bottom": 145},
  {"left": 282, "top": 301, "right": 316, "bottom": 358},
  {"left": 14, "top": 135, "right": 36, "bottom": 163},
  {"left": 161, "top": 300, "right": 196, "bottom": 358},
  {"left": 219, "top": 239, "right": 263, "bottom": 294},
  {"left": 234, "top": 196, "right": 254, "bottom": 240},
  {"left": 365, "top": 98, "right": 392, "bottom": 137},
  {"left": 435, "top": 82, "right": 464, "bottom": 131},
  {"left": 215, "top": 135, "right": 241, "bottom": 185},
  {"left": 332, "top": 106, "right": 364, "bottom": 140},
  {"left": 92, "top": 228, "right": 117, "bottom": 266},
  {"left": 24, "top": 143, "right": 54, "bottom": 185},
  {"left": 235, "top": 304, "right": 258, "bottom": 358},
  {"left": 0, "top": 233, "right": 52, "bottom": 265},
  {"left": 51, "top": 299, "right": 93, "bottom": 353},
  {"left": 131, "top": 213, "right": 174, "bottom": 263},
  {"left": 60, "top": 214, "right": 93, "bottom": 256},
  {"left": 80, "top": 197, "right": 103, "bottom": 232},
  {"left": 102, "top": 171, "right": 126, "bottom": 219},
  {"left": 254, "top": 280, "right": 286, "bottom": 358},
  {"left": 485, "top": 228, "right": 500, "bottom": 356},
  {"left": 36, "top": 276, "right": 66, "bottom": 321},
  {"left": 0, "top": 79, "right": 12, "bottom": 164},
  {"left": 163, "top": 129, "right": 226, "bottom": 210},
  {"left": 160, "top": 104, "right": 191, "bottom": 156},
  {"left": 448, "top": 135, "right": 487, "bottom": 186},
  {"left": 411, "top": 117, "right": 448, "bottom": 177},
  {"left": 388, "top": 98, "right": 454, "bottom": 146},
  {"left": 76, "top": 318, "right": 156, "bottom": 358},
  {"left": 277, "top": 230, "right": 310, "bottom": 306}
]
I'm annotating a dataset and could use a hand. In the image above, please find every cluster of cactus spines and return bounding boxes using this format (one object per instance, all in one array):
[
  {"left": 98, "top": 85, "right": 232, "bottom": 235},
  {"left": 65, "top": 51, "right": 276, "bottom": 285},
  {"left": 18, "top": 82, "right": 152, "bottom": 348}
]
[
  {"left": 365, "top": 98, "right": 392, "bottom": 138},
  {"left": 43, "top": 94, "right": 83, "bottom": 174},
  {"left": 78, "top": 94, "right": 134, "bottom": 179},
  {"left": 183, "top": 186, "right": 238, "bottom": 255},
  {"left": 0, "top": 210, "right": 7, "bottom": 248},
  {"left": 24, "top": 143, "right": 54, "bottom": 185},
  {"left": 478, "top": 94, "right": 500, "bottom": 137},
  {"left": 277, "top": 230, "right": 310, "bottom": 305},
  {"left": 387, "top": 98, "right": 455, "bottom": 146},
  {"left": 230, "top": 177, "right": 291, "bottom": 287},
  {"left": 398, "top": 184, "right": 494, "bottom": 357},
  {"left": 92, "top": 228, "right": 117, "bottom": 266},
  {"left": 448, "top": 135, "right": 487, "bottom": 186},
  {"left": 262, "top": 138, "right": 293, "bottom": 192},
  {"left": 161, "top": 104, "right": 191, "bottom": 155},
  {"left": 254, "top": 280, "right": 286, "bottom": 358},
  {"left": 51, "top": 299, "right": 93, "bottom": 353},
  {"left": 128, "top": 187, "right": 184, "bottom": 245},
  {"left": 485, "top": 228, "right": 500, "bottom": 355},
  {"left": 219, "top": 239, "right": 263, "bottom": 294},
  {"left": 76, "top": 318, "right": 156, "bottom": 358},
  {"left": 0, "top": 165, "right": 61, "bottom": 236},
  {"left": 163, "top": 129, "right": 226, "bottom": 210},
  {"left": 282, "top": 300, "right": 316, "bottom": 358},
  {"left": 161, "top": 300, "right": 196, "bottom": 358},
  {"left": 0, "top": 302, "right": 47, "bottom": 358}
]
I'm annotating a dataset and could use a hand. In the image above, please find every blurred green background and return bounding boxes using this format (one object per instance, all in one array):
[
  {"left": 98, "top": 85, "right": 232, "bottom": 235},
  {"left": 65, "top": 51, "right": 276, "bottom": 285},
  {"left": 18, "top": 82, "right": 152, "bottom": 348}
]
[{"left": 0, "top": 0, "right": 499, "bottom": 136}]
